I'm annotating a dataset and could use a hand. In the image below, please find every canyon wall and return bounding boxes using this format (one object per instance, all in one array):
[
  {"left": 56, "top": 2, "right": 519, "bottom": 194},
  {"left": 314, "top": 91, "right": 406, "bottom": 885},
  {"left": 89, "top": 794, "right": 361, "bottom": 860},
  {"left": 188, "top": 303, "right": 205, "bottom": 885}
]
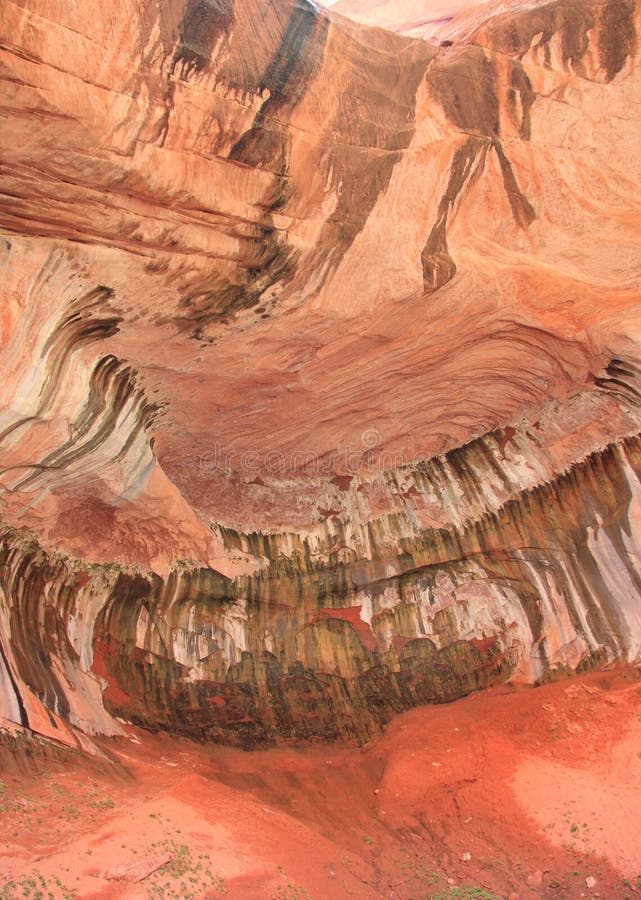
[{"left": 1, "top": 0, "right": 641, "bottom": 746}]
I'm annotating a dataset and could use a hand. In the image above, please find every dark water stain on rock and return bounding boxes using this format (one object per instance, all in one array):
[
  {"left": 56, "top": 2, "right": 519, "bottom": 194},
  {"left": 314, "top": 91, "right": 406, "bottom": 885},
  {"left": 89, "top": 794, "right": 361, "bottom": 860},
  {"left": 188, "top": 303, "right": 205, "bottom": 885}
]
[
  {"left": 428, "top": 45, "right": 500, "bottom": 137},
  {"left": 212, "top": 4, "right": 330, "bottom": 324},
  {"left": 259, "top": 0, "right": 328, "bottom": 103},
  {"left": 4, "top": 429, "right": 641, "bottom": 746},
  {"left": 599, "top": 0, "right": 637, "bottom": 81},
  {"left": 473, "top": 0, "right": 637, "bottom": 82},
  {"left": 509, "top": 60, "right": 535, "bottom": 140},
  {"left": 493, "top": 140, "right": 536, "bottom": 228},
  {"left": 0, "top": 547, "right": 72, "bottom": 727},
  {"left": 230, "top": 0, "right": 328, "bottom": 167},
  {"left": 229, "top": 111, "right": 290, "bottom": 174},
  {"left": 474, "top": 1, "right": 596, "bottom": 68},
  {"left": 173, "top": 0, "right": 235, "bottom": 75},
  {"left": 308, "top": 27, "right": 434, "bottom": 281},
  {"left": 421, "top": 138, "right": 487, "bottom": 292},
  {"left": 423, "top": 45, "right": 535, "bottom": 292}
]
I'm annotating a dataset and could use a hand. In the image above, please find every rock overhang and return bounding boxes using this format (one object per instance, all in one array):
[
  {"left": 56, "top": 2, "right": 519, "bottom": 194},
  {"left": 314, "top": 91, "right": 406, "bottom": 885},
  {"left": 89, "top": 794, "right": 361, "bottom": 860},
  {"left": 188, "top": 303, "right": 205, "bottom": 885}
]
[{"left": 1, "top": 0, "right": 641, "bottom": 745}]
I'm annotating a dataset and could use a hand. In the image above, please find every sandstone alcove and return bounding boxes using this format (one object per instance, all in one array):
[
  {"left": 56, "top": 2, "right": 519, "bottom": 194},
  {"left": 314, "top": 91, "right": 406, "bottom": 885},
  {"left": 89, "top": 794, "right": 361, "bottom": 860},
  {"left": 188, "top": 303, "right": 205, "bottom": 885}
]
[{"left": 1, "top": 0, "right": 641, "bottom": 895}]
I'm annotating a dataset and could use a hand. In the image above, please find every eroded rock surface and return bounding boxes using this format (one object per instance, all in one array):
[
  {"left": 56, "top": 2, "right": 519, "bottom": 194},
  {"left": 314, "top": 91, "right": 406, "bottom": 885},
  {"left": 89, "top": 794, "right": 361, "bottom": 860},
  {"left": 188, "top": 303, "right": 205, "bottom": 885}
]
[{"left": 1, "top": 0, "right": 641, "bottom": 745}]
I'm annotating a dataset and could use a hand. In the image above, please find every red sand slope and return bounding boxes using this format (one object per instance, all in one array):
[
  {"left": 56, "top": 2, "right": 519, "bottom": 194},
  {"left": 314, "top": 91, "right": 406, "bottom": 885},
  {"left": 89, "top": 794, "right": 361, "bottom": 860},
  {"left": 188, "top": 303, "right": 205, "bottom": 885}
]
[{"left": 2, "top": 666, "right": 641, "bottom": 899}]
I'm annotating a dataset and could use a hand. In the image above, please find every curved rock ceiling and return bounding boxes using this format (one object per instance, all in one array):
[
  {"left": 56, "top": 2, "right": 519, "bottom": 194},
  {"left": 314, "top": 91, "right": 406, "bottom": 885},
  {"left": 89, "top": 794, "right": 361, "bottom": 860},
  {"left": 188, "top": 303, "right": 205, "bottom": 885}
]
[{"left": 1, "top": 0, "right": 641, "bottom": 747}]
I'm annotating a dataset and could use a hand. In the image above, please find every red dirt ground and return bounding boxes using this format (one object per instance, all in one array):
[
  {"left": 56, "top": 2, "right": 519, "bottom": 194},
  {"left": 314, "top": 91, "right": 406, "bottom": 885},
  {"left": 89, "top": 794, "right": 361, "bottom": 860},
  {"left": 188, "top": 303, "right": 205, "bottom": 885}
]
[{"left": 2, "top": 666, "right": 641, "bottom": 899}]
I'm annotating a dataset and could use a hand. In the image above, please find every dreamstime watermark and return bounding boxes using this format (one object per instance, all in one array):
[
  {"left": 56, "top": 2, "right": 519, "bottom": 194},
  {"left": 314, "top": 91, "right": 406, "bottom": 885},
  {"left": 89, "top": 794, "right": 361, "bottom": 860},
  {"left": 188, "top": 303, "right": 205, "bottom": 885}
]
[{"left": 197, "top": 427, "right": 419, "bottom": 478}]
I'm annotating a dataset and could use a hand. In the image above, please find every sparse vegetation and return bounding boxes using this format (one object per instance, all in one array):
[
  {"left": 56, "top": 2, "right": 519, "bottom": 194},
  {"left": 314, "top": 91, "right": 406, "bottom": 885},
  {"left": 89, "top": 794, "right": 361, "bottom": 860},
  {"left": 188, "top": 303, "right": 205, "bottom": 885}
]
[
  {"left": 398, "top": 857, "right": 441, "bottom": 884},
  {"left": 432, "top": 886, "right": 499, "bottom": 900},
  {"left": 0, "top": 869, "right": 76, "bottom": 899},
  {"left": 0, "top": 773, "right": 119, "bottom": 845},
  {"left": 146, "top": 838, "right": 226, "bottom": 898},
  {"left": 273, "top": 883, "right": 312, "bottom": 900}
]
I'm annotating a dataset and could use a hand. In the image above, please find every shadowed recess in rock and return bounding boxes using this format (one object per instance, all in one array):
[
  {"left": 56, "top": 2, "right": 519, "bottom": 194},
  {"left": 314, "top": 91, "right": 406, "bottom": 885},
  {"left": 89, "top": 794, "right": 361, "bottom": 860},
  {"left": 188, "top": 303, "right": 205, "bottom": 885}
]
[{"left": 1, "top": 429, "right": 641, "bottom": 746}]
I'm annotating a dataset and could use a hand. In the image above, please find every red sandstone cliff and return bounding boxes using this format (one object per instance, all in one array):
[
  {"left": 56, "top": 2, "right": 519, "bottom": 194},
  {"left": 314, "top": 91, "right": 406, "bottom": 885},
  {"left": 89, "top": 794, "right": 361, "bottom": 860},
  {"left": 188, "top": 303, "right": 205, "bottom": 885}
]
[{"left": 1, "top": 0, "right": 641, "bottom": 745}]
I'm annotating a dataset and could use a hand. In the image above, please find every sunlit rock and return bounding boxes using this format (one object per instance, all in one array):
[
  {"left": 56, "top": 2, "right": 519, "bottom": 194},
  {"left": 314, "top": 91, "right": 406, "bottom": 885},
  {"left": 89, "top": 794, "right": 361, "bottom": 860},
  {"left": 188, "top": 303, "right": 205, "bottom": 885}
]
[{"left": 1, "top": 0, "right": 640, "bottom": 745}]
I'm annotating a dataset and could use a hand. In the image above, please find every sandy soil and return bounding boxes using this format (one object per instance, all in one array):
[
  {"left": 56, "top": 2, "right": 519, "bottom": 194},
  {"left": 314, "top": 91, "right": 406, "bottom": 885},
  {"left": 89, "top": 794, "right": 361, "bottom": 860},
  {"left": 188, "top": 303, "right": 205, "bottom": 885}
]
[{"left": 1, "top": 666, "right": 641, "bottom": 899}]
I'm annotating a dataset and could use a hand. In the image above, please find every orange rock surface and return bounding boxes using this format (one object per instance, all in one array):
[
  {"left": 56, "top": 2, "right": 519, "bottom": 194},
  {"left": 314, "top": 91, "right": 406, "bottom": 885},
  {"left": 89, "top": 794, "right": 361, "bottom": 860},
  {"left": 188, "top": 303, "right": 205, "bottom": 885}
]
[{"left": 1, "top": 0, "right": 641, "bottom": 745}]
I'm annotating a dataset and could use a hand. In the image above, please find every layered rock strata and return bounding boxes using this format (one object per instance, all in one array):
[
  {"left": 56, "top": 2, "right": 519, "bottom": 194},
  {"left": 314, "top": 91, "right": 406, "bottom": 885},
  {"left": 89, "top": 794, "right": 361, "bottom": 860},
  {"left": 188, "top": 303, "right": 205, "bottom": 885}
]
[{"left": 1, "top": 0, "right": 641, "bottom": 745}]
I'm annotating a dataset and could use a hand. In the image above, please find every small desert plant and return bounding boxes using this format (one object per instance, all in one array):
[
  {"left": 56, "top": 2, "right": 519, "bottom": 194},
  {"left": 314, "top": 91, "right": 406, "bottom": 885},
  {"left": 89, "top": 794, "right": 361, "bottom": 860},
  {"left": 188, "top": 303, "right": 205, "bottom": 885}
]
[{"left": 0, "top": 869, "right": 76, "bottom": 899}]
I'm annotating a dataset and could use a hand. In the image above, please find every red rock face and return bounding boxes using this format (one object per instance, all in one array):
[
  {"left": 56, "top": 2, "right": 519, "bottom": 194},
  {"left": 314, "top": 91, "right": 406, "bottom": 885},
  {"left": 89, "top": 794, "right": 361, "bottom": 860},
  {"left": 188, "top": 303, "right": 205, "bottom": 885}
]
[{"left": 1, "top": 0, "right": 641, "bottom": 745}]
